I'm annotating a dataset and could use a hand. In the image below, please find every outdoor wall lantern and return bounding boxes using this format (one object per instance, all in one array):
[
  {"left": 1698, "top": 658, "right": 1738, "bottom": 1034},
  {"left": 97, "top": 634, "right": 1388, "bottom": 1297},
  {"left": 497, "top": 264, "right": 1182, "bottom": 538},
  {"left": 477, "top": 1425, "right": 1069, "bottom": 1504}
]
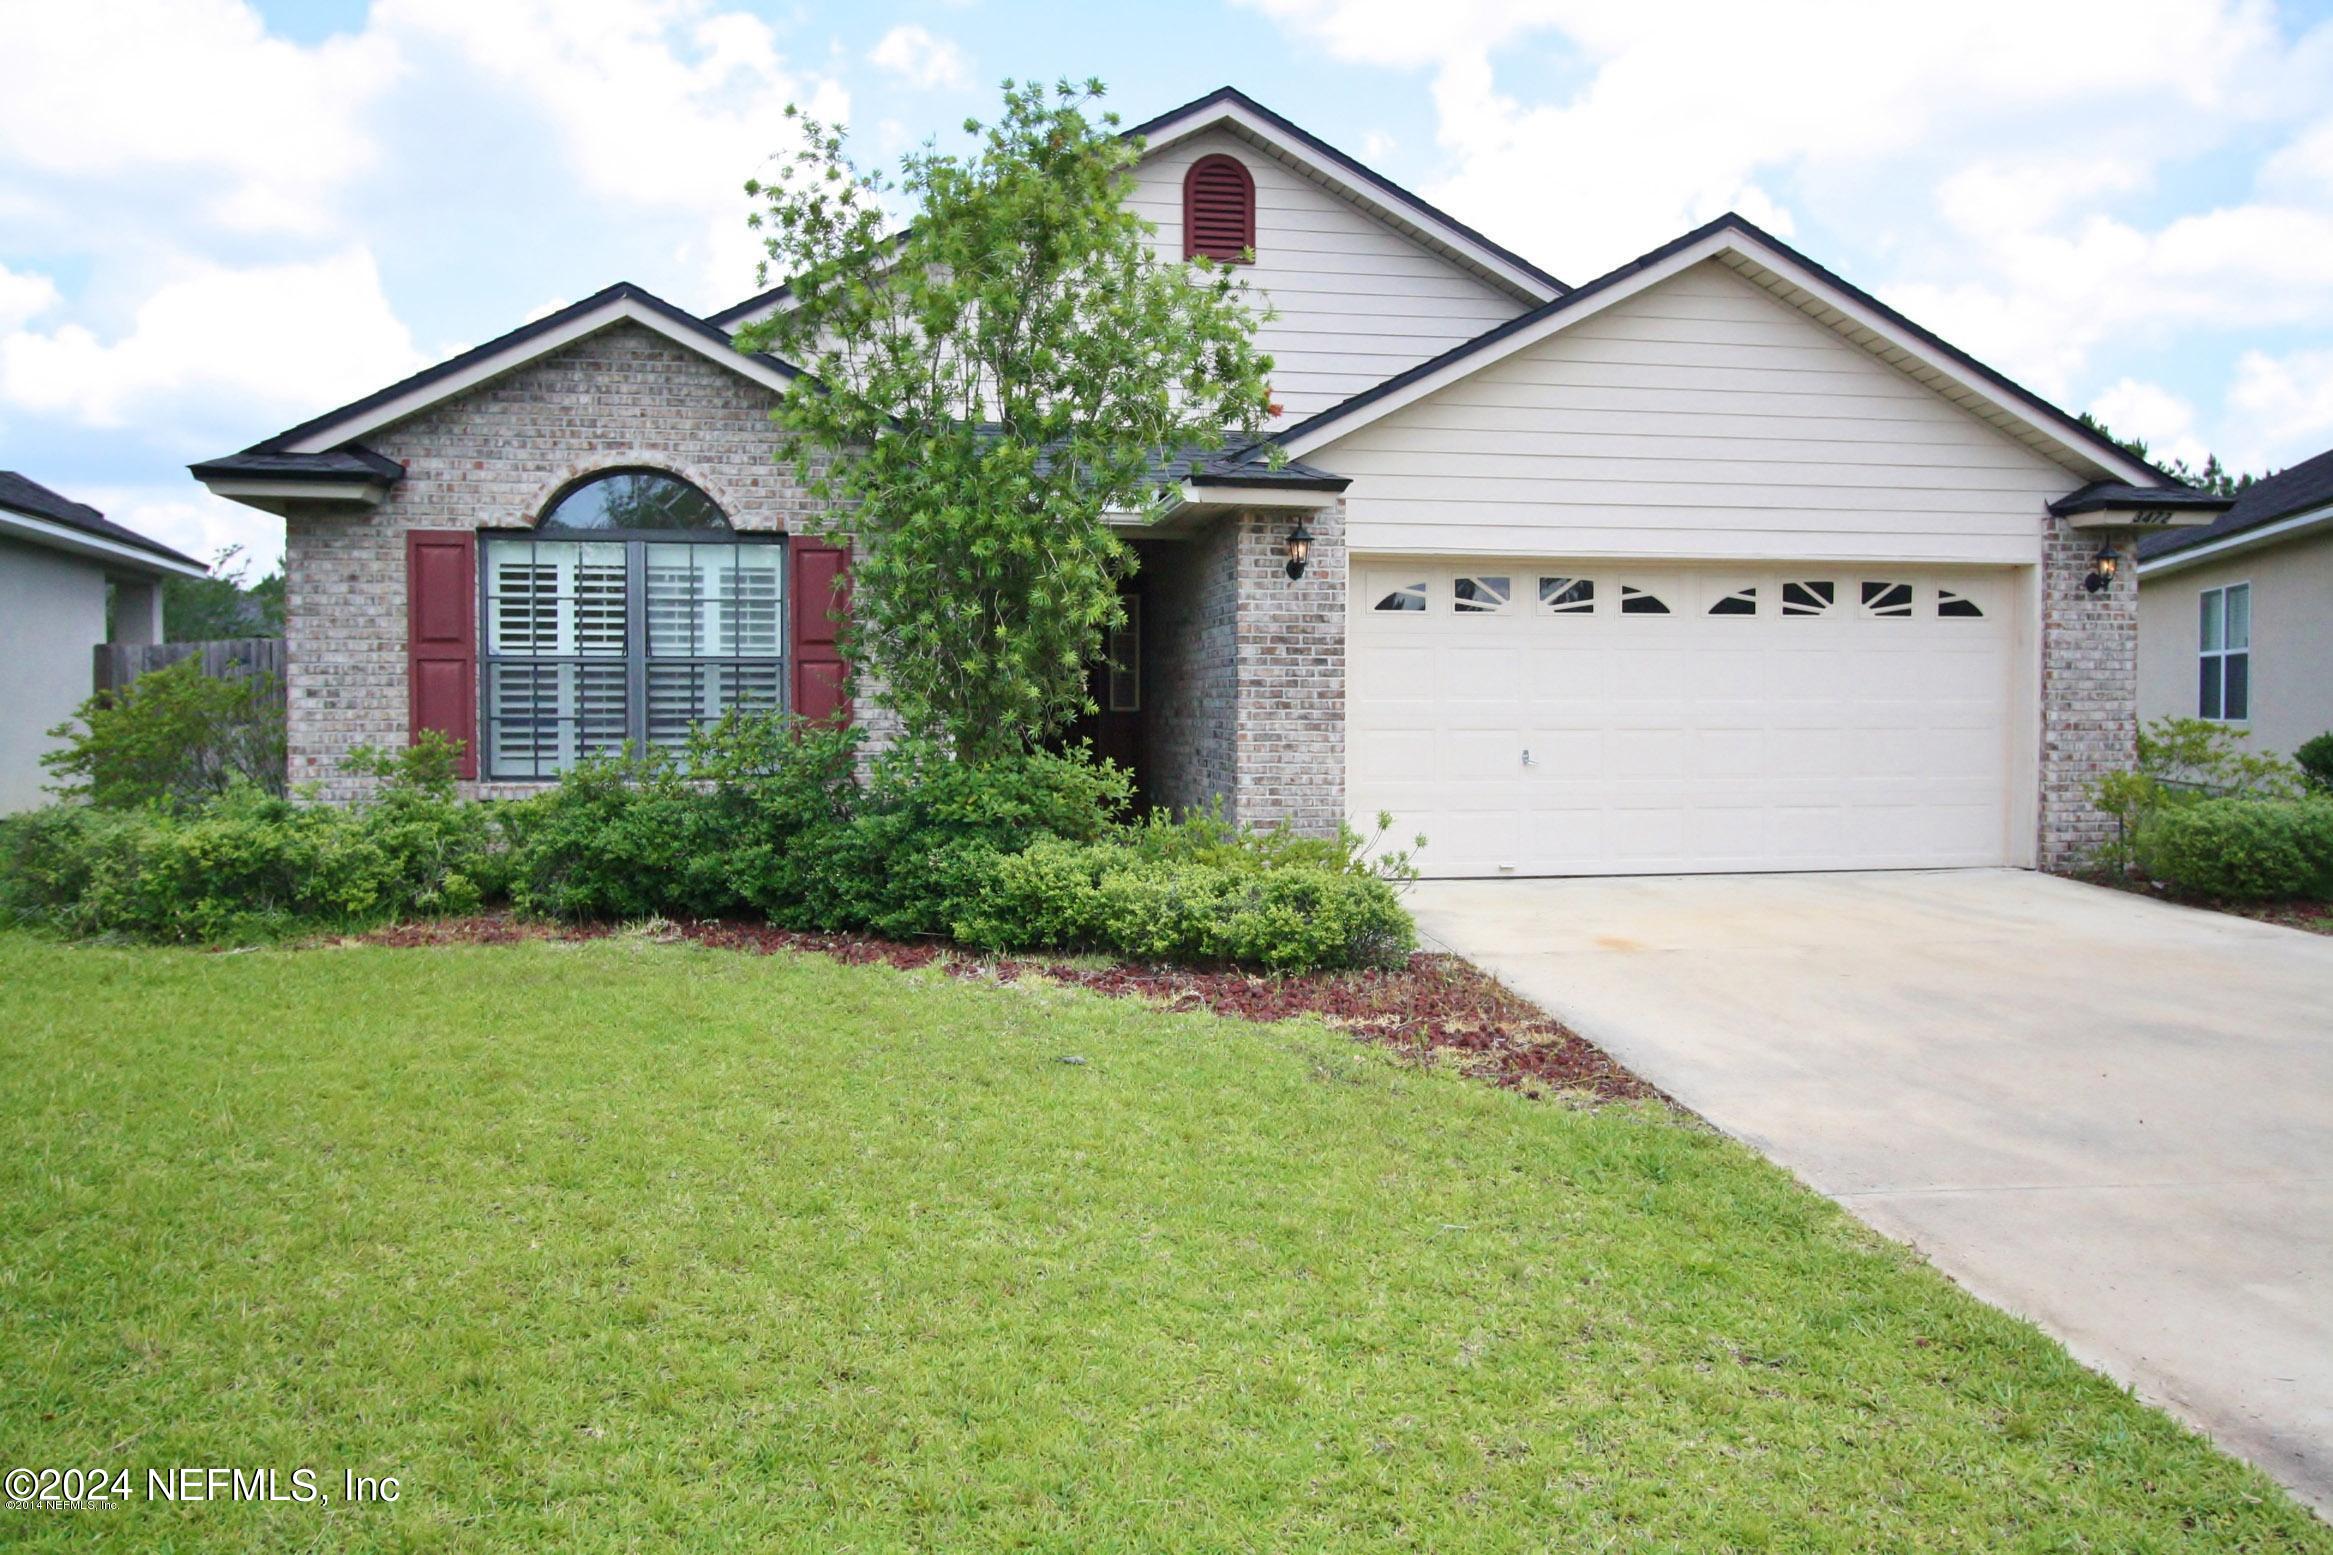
[
  {"left": 1284, "top": 519, "right": 1313, "bottom": 581},
  {"left": 2083, "top": 543, "right": 2121, "bottom": 594}
]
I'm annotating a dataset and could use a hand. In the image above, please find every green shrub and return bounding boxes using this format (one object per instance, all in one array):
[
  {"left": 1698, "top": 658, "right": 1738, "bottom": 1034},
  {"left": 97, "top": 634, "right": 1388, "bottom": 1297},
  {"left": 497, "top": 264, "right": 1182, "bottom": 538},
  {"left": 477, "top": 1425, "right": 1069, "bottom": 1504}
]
[
  {"left": 2087, "top": 716, "right": 2304, "bottom": 874},
  {"left": 0, "top": 733, "right": 514, "bottom": 942},
  {"left": 2133, "top": 798, "right": 2333, "bottom": 902},
  {"left": 953, "top": 834, "right": 1416, "bottom": 972},
  {"left": 2298, "top": 732, "right": 2333, "bottom": 795},
  {"left": 42, "top": 657, "right": 286, "bottom": 808}
]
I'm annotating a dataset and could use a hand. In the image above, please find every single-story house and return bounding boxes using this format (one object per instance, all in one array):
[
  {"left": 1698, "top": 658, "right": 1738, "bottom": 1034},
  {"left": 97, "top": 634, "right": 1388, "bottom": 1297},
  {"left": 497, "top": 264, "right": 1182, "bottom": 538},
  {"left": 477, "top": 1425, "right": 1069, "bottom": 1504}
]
[
  {"left": 0, "top": 472, "right": 210, "bottom": 812},
  {"left": 193, "top": 86, "right": 2233, "bottom": 878},
  {"left": 2136, "top": 446, "right": 2333, "bottom": 761}
]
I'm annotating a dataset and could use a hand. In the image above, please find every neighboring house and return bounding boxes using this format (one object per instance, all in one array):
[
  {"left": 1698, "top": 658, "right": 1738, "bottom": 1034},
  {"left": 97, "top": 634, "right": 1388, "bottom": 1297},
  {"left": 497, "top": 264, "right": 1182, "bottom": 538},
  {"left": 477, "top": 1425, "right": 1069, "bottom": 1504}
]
[
  {"left": 192, "top": 86, "right": 2231, "bottom": 878},
  {"left": 0, "top": 472, "right": 210, "bottom": 812},
  {"left": 2136, "top": 447, "right": 2333, "bottom": 761}
]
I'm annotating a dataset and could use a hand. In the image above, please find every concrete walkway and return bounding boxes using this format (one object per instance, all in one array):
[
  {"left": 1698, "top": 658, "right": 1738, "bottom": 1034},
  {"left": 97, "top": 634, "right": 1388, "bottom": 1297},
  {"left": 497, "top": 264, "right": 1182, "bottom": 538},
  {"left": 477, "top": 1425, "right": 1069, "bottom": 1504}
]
[{"left": 1409, "top": 869, "right": 2333, "bottom": 1511}]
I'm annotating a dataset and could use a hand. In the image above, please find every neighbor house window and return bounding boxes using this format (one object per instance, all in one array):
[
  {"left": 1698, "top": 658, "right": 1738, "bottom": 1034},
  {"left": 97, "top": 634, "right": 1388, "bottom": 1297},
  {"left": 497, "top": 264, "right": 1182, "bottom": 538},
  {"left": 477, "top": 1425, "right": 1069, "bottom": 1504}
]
[
  {"left": 481, "top": 469, "right": 784, "bottom": 779},
  {"left": 2198, "top": 583, "right": 2250, "bottom": 721}
]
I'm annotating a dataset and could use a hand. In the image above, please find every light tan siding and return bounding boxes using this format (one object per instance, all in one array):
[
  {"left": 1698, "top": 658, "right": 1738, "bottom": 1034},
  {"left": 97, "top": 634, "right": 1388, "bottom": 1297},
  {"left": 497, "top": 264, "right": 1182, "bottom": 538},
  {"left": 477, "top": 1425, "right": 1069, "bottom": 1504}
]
[
  {"left": 2138, "top": 527, "right": 2333, "bottom": 759},
  {"left": 1130, "top": 129, "right": 1528, "bottom": 416},
  {"left": 1317, "top": 260, "right": 2079, "bottom": 565}
]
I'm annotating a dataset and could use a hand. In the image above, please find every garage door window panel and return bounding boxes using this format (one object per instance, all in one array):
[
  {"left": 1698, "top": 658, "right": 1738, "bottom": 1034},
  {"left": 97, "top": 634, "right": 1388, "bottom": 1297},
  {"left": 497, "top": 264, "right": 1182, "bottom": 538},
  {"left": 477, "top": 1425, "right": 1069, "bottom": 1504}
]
[
  {"left": 1618, "top": 585, "right": 1671, "bottom": 616},
  {"left": 1860, "top": 581, "right": 1914, "bottom": 618},
  {"left": 1373, "top": 580, "right": 1429, "bottom": 613},
  {"left": 1709, "top": 584, "right": 1759, "bottom": 617},
  {"left": 1937, "top": 588, "right": 1985, "bottom": 618},
  {"left": 1782, "top": 580, "right": 1837, "bottom": 616},
  {"left": 1539, "top": 577, "right": 1595, "bottom": 614},
  {"left": 1454, "top": 575, "right": 1512, "bottom": 613}
]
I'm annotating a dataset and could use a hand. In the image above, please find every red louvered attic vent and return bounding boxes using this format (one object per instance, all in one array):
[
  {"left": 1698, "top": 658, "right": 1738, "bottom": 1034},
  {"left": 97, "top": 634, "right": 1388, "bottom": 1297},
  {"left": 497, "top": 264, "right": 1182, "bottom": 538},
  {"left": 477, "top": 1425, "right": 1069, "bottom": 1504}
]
[{"left": 1183, "top": 154, "right": 1256, "bottom": 263}]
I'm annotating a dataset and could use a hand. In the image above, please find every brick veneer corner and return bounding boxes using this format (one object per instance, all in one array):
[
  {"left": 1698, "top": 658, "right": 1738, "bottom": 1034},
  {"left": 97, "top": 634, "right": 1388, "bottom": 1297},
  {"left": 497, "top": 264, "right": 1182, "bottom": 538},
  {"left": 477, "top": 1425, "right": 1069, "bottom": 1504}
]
[{"left": 2038, "top": 523, "right": 2137, "bottom": 870}]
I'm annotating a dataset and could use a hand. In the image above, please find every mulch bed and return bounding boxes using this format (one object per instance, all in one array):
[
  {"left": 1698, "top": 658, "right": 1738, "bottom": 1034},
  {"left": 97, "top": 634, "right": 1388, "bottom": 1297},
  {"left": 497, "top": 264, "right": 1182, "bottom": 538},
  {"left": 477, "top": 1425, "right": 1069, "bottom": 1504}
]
[
  {"left": 344, "top": 915, "right": 1666, "bottom": 1106},
  {"left": 2077, "top": 875, "right": 2333, "bottom": 937}
]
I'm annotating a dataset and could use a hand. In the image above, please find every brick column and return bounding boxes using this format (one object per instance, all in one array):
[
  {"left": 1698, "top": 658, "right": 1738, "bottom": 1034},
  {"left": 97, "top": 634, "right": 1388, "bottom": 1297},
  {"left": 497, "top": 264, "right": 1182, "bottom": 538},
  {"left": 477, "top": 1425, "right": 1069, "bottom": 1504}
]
[
  {"left": 2038, "top": 523, "right": 2137, "bottom": 869},
  {"left": 1230, "top": 500, "right": 1345, "bottom": 837}
]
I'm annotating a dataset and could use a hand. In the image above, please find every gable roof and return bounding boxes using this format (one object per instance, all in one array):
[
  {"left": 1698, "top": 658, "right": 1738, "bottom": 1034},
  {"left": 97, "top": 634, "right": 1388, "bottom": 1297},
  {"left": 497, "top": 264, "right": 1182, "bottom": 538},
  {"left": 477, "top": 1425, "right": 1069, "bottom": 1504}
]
[
  {"left": 1120, "top": 86, "right": 1565, "bottom": 304},
  {"left": 2137, "top": 445, "right": 2333, "bottom": 565},
  {"left": 1242, "top": 212, "right": 2170, "bottom": 489},
  {"left": 242, "top": 283, "right": 802, "bottom": 458},
  {"left": 708, "top": 84, "right": 1567, "bottom": 330},
  {"left": 0, "top": 471, "right": 208, "bottom": 575}
]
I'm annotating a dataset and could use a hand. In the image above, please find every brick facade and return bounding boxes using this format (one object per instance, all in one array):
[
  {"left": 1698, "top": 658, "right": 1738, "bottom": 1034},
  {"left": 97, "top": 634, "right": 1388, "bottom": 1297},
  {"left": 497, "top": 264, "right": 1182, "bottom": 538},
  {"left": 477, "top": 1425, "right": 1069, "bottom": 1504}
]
[
  {"left": 279, "top": 318, "right": 2123, "bottom": 866},
  {"left": 1135, "top": 505, "right": 1346, "bottom": 836},
  {"left": 2038, "top": 522, "right": 2138, "bottom": 869},
  {"left": 283, "top": 322, "right": 829, "bottom": 802}
]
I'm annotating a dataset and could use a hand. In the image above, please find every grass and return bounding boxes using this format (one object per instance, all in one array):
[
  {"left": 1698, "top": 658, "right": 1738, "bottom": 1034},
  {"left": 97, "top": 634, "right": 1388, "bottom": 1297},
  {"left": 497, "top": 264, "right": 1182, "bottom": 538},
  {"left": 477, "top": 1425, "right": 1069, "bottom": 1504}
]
[{"left": 0, "top": 930, "right": 2322, "bottom": 1552}]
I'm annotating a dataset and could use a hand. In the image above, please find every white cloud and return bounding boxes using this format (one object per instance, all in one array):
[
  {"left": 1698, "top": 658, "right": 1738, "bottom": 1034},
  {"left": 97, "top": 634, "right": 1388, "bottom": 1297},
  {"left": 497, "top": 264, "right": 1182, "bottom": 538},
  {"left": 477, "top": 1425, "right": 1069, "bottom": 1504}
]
[
  {"left": 0, "top": 249, "right": 422, "bottom": 436},
  {"left": 80, "top": 484, "right": 285, "bottom": 577},
  {"left": 2226, "top": 347, "right": 2333, "bottom": 469},
  {"left": 0, "top": 263, "right": 59, "bottom": 332},
  {"left": 376, "top": 0, "right": 847, "bottom": 305},
  {"left": 867, "top": 24, "right": 970, "bottom": 91},
  {"left": 0, "top": 0, "right": 397, "bottom": 236},
  {"left": 2090, "top": 378, "right": 2209, "bottom": 472}
]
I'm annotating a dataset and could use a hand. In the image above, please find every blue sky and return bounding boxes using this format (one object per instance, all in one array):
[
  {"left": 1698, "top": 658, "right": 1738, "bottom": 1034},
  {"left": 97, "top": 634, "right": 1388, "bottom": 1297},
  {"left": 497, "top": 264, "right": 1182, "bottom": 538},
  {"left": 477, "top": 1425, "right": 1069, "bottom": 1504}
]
[{"left": 5, "top": 0, "right": 2333, "bottom": 573}]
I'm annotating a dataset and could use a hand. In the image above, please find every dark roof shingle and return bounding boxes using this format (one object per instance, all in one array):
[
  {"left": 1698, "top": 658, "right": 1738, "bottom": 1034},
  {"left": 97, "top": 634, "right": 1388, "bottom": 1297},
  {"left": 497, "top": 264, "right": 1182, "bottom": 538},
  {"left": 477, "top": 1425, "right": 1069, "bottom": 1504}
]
[
  {"left": 2138, "top": 446, "right": 2333, "bottom": 562},
  {"left": 0, "top": 471, "right": 207, "bottom": 570}
]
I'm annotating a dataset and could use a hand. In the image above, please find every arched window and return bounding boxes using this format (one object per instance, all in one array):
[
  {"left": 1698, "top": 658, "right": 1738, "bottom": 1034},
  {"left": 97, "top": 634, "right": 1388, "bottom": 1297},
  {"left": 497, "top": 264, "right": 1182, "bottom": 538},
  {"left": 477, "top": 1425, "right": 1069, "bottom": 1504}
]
[
  {"left": 1183, "top": 154, "right": 1256, "bottom": 264},
  {"left": 538, "top": 468, "right": 730, "bottom": 533},
  {"left": 480, "top": 468, "right": 783, "bottom": 778}
]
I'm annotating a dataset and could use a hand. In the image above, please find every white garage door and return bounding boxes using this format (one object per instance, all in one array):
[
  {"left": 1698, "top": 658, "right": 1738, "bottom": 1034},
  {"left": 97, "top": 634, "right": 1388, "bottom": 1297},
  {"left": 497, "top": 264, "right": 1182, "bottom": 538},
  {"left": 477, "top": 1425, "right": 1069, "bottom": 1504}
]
[{"left": 1350, "top": 563, "right": 2019, "bottom": 877}]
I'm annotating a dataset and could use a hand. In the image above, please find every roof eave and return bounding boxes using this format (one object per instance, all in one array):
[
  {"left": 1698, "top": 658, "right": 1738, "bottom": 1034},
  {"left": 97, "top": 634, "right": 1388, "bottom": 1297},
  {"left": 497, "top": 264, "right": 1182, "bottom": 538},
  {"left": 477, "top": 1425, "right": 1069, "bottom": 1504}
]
[{"left": 0, "top": 507, "right": 211, "bottom": 578}]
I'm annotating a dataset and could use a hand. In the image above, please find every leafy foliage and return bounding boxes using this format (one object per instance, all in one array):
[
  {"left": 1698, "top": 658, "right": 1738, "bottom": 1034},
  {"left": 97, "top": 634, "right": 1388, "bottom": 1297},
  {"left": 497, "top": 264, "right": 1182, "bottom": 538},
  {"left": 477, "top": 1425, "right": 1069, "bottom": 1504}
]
[
  {"left": 0, "top": 735, "right": 514, "bottom": 942},
  {"left": 2089, "top": 717, "right": 2310, "bottom": 881},
  {"left": 2296, "top": 731, "right": 2333, "bottom": 795},
  {"left": 42, "top": 657, "right": 286, "bottom": 808},
  {"left": 161, "top": 543, "right": 283, "bottom": 639},
  {"left": 2074, "top": 412, "right": 2258, "bottom": 497},
  {"left": 737, "top": 77, "right": 1277, "bottom": 760},
  {"left": 2134, "top": 798, "right": 2333, "bottom": 902}
]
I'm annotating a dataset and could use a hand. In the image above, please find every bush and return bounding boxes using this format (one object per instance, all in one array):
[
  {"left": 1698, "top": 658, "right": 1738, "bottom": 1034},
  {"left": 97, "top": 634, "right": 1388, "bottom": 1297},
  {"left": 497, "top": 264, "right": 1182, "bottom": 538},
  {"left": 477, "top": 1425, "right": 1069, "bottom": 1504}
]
[
  {"left": 0, "top": 733, "right": 513, "bottom": 942},
  {"left": 2298, "top": 732, "right": 2333, "bottom": 796},
  {"left": 2088, "top": 716, "right": 2303, "bottom": 874},
  {"left": 2133, "top": 799, "right": 2333, "bottom": 902},
  {"left": 6, "top": 709, "right": 1418, "bottom": 971},
  {"left": 952, "top": 832, "right": 1416, "bottom": 972},
  {"left": 42, "top": 657, "right": 286, "bottom": 808}
]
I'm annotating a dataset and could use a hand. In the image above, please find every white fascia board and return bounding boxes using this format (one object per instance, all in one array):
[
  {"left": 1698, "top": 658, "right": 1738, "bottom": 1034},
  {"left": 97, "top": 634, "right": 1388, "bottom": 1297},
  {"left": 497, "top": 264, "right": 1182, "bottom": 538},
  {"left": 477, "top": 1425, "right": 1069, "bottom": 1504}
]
[
  {"left": 1173, "top": 480, "right": 1339, "bottom": 510},
  {"left": 1283, "top": 227, "right": 2163, "bottom": 489},
  {"left": 1140, "top": 101, "right": 1560, "bottom": 304},
  {"left": 284, "top": 297, "right": 795, "bottom": 454},
  {"left": 0, "top": 509, "right": 210, "bottom": 578},
  {"left": 196, "top": 477, "right": 389, "bottom": 513},
  {"left": 2136, "top": 503, "right": 2333, "bottom": 578}
]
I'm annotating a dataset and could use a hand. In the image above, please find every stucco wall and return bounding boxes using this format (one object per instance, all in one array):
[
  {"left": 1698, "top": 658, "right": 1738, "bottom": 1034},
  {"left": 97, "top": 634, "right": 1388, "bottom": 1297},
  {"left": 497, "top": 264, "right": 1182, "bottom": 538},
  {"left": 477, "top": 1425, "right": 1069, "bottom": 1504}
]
[
  {"left": 2138, "top": 529, "right": 2333, "bottom": 761},
  {"left": 0, "top": 537, "right": 108, "bottom": 812}
]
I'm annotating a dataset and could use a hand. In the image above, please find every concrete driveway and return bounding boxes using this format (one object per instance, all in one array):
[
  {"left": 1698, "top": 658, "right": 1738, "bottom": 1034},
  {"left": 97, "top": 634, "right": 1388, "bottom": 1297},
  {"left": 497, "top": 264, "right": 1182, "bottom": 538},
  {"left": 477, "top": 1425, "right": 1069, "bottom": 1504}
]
[{"left": 1409, "top": 868, "right": 2333, "bottom": 1510}]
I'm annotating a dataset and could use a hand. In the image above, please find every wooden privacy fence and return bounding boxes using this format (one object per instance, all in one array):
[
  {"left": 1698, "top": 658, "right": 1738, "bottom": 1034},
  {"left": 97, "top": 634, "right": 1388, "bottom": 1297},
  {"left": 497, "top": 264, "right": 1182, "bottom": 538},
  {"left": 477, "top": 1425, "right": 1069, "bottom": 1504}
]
[{"left": 93, "top": 638, "right": 287, "bottom": 701}]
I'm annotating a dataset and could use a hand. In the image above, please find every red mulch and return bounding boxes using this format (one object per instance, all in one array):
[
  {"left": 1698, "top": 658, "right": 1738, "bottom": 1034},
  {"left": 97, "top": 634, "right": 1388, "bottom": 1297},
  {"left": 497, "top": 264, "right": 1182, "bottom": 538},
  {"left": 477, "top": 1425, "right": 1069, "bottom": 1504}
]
[{"left": 345, "top": 916, "right": 1667, "bottom": 1106}]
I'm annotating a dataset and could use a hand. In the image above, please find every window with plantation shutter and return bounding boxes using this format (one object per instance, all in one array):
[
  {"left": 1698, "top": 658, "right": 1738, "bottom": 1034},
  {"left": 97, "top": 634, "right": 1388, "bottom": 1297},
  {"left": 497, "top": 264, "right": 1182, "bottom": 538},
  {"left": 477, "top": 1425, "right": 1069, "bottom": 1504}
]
[
  {"left": 1183, "top": 154, "right": 1256, "bottom": 263},
  {"left": 477, "top": 469, "right": 795, "bottom": 779}
]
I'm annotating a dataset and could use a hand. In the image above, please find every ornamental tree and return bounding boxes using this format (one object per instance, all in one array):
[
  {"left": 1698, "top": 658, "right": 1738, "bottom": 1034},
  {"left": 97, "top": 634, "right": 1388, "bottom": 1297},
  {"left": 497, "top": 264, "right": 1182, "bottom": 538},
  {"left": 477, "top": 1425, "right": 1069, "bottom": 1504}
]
[{"left": 735, "top": 77, "right": 1276, "bottom": 762}]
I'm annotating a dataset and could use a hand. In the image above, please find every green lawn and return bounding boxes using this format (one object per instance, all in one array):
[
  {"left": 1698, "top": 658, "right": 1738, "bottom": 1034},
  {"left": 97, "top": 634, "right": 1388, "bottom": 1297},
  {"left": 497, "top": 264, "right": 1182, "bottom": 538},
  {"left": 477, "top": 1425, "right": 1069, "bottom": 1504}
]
[{"left": 1, "top": 931, "right": 2321, "bottom": 1552}]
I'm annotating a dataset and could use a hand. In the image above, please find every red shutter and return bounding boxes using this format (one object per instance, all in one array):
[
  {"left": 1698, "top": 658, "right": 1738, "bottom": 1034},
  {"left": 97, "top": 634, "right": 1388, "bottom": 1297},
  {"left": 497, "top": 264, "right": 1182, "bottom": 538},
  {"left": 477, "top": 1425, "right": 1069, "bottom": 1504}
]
[
  {"left": 1183, "top": 154, "right": 1255, "bottom": 263},
  {"left": 789, "top": 541, "right": 851, "bottom": 727},
  {"left": 405, "top": 530, "right": 478, "bottom": 779}
]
